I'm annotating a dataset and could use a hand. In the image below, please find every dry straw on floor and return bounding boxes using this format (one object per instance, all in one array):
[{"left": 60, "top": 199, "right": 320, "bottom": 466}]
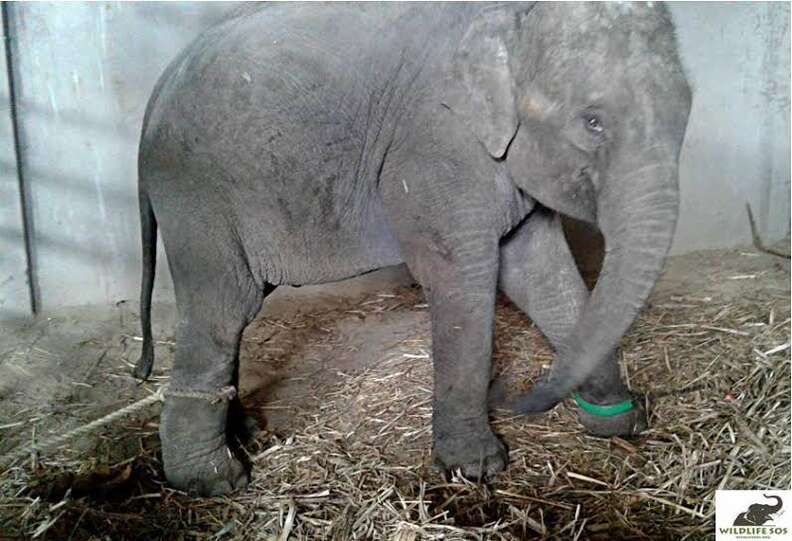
[{"left": 1, "top": 276, "right": 789, "bottom": 540}]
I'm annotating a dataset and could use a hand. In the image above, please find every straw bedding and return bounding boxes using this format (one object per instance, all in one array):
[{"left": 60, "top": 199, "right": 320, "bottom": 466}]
[{"left": 0, "top": 256, "right": 789, "bottom": 540}]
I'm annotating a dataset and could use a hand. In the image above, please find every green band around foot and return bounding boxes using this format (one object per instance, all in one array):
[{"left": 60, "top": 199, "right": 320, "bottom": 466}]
[{"left": 574, "top": 394, "right": 635, "bottom": 417}]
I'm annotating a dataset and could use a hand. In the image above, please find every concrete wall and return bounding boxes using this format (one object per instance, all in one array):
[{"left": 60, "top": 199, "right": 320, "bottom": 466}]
[
  {"left": 0, "top": 2, "right": 789, "bottom": 320},
  {"left": 2, "top": 2, "right": 241, "bottom": 319},
  {"left": 670, "top": 2, "right": 790, "bottom": 253},
  {"left": 0, "top": 7, "right": 32, "bottom": 321}
]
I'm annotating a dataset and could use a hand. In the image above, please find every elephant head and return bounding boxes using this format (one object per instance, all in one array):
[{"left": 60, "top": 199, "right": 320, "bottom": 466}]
[
  {"left": 734, "top": 495, "right": 783, "bottom": 526},
  {"left": 450, "top": 2, "right": 692, "bottom": 410}
]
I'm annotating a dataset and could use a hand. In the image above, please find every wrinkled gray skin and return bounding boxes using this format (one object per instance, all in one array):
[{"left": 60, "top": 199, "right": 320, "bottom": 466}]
[
  {"left": 733, "top": 495, "right": 783, "bottom": 526},
  {"left": 135, "top": 2, "right": 691, "bottom": 495}
]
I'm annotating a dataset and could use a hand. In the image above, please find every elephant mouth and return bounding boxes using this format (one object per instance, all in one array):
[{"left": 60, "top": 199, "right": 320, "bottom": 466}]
[
  {"left": 566, "top": 166, "right": 598, "bottom": 223},
  {"left": 579, "top": 165, "right": 600, "bottom": 193}
]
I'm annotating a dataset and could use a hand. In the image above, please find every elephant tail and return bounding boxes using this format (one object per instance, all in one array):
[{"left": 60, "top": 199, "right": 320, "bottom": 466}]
[{"left": 132, "top": 190, "right": 157, "bottom": 381}]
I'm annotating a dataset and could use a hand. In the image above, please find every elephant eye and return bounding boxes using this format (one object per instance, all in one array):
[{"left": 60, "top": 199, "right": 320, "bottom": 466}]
[{"left": 584, "top": 114, "right": 604, "bottom": 134}]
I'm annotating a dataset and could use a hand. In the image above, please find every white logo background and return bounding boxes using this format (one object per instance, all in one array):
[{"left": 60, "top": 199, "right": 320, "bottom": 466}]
[{"left": 716, "top": 490, "right": 792, "bottom": 541}]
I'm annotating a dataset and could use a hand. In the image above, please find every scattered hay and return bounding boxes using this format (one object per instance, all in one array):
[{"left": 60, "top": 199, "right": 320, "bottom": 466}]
[{"left": 1, "top": 271, "right": 789, "bottom": 540}]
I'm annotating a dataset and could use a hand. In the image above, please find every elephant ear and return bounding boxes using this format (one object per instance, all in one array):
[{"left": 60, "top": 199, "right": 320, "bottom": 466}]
[{"left": 448, "top": 7, "right": 520, "bottom": 159}]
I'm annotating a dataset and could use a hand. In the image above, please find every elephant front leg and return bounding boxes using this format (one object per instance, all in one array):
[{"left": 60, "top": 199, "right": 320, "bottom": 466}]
[
  {"left": 414, "top": 243, "right": 507, "bottom": 480},
  {"left": 498, "top": 208, "right": 646, "bottom": 436}
]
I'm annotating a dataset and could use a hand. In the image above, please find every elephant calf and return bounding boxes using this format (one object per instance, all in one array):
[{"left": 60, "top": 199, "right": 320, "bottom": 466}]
[{"left": 134, "top": 2, "right": 691, "bottom": 495}]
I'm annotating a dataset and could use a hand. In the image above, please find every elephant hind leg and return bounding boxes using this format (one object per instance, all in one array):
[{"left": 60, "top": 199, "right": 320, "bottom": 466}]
[
  {"left": 497, "top": 208, "right": 645, "bottom": 436},
  {"left": 159, "top": 222, "right": 273, "bottom": 495}
]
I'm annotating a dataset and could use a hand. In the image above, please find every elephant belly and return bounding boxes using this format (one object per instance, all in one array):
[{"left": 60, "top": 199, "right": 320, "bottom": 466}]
[{"left": 240, "top": 187, "right": 404, "bottom": 286}]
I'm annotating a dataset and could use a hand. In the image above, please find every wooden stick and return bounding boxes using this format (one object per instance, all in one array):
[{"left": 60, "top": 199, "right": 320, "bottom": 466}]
[{"left": 746, "top": 203, "right": 790, "bottom": 259}]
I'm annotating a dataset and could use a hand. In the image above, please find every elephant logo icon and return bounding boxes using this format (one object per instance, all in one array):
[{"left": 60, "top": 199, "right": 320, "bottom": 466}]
[{"left": 733, "top": 494, "right": 783, "bottom": 526}]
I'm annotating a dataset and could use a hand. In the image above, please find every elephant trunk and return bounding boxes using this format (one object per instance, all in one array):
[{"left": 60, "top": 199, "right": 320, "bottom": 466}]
[
  {"left": 764, "top": 495, "right": 783, "bottom": 513},
  {"left": 512, "top": 151, "right": 680, "bottom": 412}
]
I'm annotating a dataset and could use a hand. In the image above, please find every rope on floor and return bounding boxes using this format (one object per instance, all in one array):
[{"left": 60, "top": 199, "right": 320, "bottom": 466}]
[{"left": 0, "top": 385, "right": 168, "bottom": 468}]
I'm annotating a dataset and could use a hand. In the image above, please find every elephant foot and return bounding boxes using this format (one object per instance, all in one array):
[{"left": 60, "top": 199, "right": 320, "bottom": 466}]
[
  {"left": 160, "top": 395, "right": 250, "bottom": 496},
  {"left": 574, "top": 394, "right": 647, "bottom": 437},
  {"left": 433, "top": 427, "right": 508, "bottom": 480},
  {"left": 162, "top": 439, "right": 250, "bottom": 496}
]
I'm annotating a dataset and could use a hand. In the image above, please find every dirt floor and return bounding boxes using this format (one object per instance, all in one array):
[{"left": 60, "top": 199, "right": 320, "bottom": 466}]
[{"left": 0, "top": 245, "right": 789, "bottom": 540}]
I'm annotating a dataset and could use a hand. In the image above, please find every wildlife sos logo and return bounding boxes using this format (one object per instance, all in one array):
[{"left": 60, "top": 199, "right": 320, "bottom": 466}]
[{"left": 716, "top": 490, "right": 791, "bottom": 540}]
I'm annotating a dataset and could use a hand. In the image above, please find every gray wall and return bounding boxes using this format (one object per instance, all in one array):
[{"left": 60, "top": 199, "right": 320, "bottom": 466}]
[
  {"left": 671, "top": 2, "right": 790, "bottom": 253},
  {"left": 0, "top": 2, "right": 789, "bottom": 320},
  {"left": 1, "top": 2, "right": 240, "bottom": 320},
  {"left": 0, "top": 6, "right": 31, "bottom": 320}
]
